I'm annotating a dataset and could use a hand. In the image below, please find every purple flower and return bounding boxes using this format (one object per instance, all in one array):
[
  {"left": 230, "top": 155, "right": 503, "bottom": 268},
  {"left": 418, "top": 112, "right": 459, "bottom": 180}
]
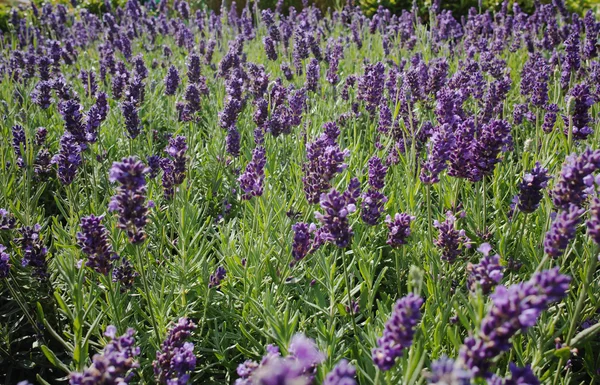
[
  {"left": 544, "top": 204, "right": 585, "bottom": 258},
  {"left": 16, "top": 224, "right": 48, "bottom": 279},
  {"left": 0, "top": 244, "right": 11, "bottom": 278},
  {"left": 503, "top": 363, "right": 540, "bottom": 385},
  {"left": 315, "top": 187, "right": 357, "bottom": 249},
  {"left": 551, "top": 148, "right": 600, "bottom": 209},
  {"left": 226, "top": 127, "right": 241, "bottom": 157},
  {"left": 31, "top": 80, "right": 53, "bottom": 109},
  {"left": 86, "top": 92, "right": 110, "bottom": 143},
  {"left": 121, "top": 101, "right": 141, "bottom": 139},
  {"left": 60, "top": 100, "right": 87, "bottom": 146},
  {"left": 302, "top": 124, "right": 349, "bottom": 204},
  {"left": 385, "top": 213, "right": 414, "bottom": 247},
  {"left": 434, "top": 212, "right": 471, "bottom": 263},
  {"left": 367, "top": 156, "right": 387, "bottom": 190},
  {"left": 305, "top": 59, "right": 320, "bottom": 93},
  {"left": 209, "top": 266, "right": 226, "bottom": 289},
  {"left": 12, "top": 124, "right": 26, "bottom": 167},
  {"left": 460, "top": 268, "right": 570, "bottom": 377},
  {"left": 239, "top": 146, "right": 267, "bottom": 200},
  {"left": 52, "top": 134, "right": 82, "bottom": 185},
  {"left": 187, "top": 54, "right": 201, "bottom": 84},
  {"left": 288, "top": 333, "right": 325, "bottom": 372},
  {"left": 79, "top": 70, "right": 98, "bottom": 97},
  {"left": 69, "top": 326, "right": 139, "bottom": 385},
  {"left": 112, "top": 257, "right": 138, "bottom": 290},
  {"left": 0, "top": 209, "right": 16, "bottom": 230},
  {"left": 360, "top": 189, "right": 387, "bottom": 225},
  {"left": 165, "top": 65, "right": 180, "bottom": 96},
  {"left": 323, "top": 359, "right": 356, "bottom": 385},
  {"left": 291, "top": 222, "right": 319, "bottom": 264},
  {"left": 357, "top": 62, "right": 385, "bottom": 115},
  {"left": 420, "top": 124, "right": 456, "bottom": 184},
  {"left": 467, "top": 243, "right": 504, "bottom": 294},
  {"left": 108, "top": 157, "right": 150, "bottom": 244},
  {"left": 154, "top": 318, "right": 197, "bottom": 385},
  {"left": 264, "top": 36, "right": 278, "bottom": 61},
  {"left": 516, "top": 163, "right": 551, "bottom": 214},
  {"left": 473, "top": 119, "right": 513, "bottom": 179},
  {"left": 426, "top": 356, "right": 472, "bottom": 385},
  {"left": 147, "top": 155, "right": 161, "bottom": 179},
  {"left": 164, "top": 135, "right": 188, "bottom": 186},
  {"left": 563, "top": 84, "right": 595, "bottom": 140},
  {"left": 372, "top": 293, "right": 423, "bottom": 371},
  {"left": 77, "top": 215, "right": 116, "bottom": 275},
  {"left": 542, "top": 104, "right": 559, "bottom": 133}
]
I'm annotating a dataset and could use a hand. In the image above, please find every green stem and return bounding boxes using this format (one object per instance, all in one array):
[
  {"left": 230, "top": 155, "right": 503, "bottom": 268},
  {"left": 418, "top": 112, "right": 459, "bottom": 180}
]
[
  {"left": 566, "top": 250, "right": 598, "bottom": 344},
  {"left": 135, "top": 245, "right": 161, "bottom": 346}
]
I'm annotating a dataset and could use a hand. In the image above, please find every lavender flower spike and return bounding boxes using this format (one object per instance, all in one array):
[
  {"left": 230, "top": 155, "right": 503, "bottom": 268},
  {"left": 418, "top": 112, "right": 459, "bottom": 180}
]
[
  {"left": 516, "top": 162, "right": 551, "bottom": 214},
  {"left": 69, "top": 326, "right": 139, "bottom": 385},
  {"left": 239, "top": 146, "right": 267, "bottom": 200},
  {"left": 372, "top": 293, "right": 423, "bottom": 371},
  {"left": 385, "top": 213, "right": 414, "bottom": 247},
  {"left": 323, "top": 359, "right": 357, "bottom": 385},
  {"left": 434, "top": 212, "right": 471, "bottom": 263},
  {"left": 108, "top": 157, "right": 150, "bottom": 244},
  {"left": 544, "top": 204, "right": 585, "bottom": 259},
  {"left": 0, "top": 244, "right": 11, "bottom": 278},
  {"left": 467, "top": 243, "right": 504, "bottom": 295},
  {"left": 77, "top": 214, "right": 116, "bottom": 275},
  {"left": 153, "top": 317, "right": 197, "bottom": 385}
]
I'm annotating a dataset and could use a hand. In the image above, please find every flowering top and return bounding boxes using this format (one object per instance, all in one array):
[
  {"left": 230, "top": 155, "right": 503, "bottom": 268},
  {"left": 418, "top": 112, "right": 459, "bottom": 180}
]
[
  {"left": 69, "top": 326, "right": 140, "bottom": 385},
  {"left": 77, "top": 215, "right": 116, "bottom": 275},
  {"left": 467, "top": 243, "right": 504, "bottom": 294},
  {"left": 108, "top": 157, "right": 150, "bottom": 244},
  {"left": 516, "top": 163, "right": 551, "bottom": 214},
  {"left": 17, "top": 224, "right": 48, "bottom": 279},
  {"left": 154, "top": 317, "right": 197, "bottom": 385},
  {"left": 323, "top": 359, "right": 356, "bottom": 385},
  {"left": 0, "top": 244, "right": 10, "bottom": 278},
  {"left": 460, "top": 268, "right": 570, "bottom": 377},
  {"left": 315, "top": 187, "right": 357, "bottom": 249},
  {"left": 552, "top": 148, "right": 600, "bottom": 210},
  {"left": 239, "top": 146, "right": 267, "bottom": 200},
  {"left": 434, "top": 212, "right": 471, "bottom": 263},
  {"left": 372, "top": 293, "right": 423, "bottom": 371}
]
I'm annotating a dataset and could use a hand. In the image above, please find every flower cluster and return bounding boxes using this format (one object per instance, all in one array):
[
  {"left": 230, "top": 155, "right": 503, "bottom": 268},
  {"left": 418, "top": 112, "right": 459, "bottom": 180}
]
[
  {"left": 0, "top": 208, "right": 16, "bottom": 230},
  {"left": 543, "top": 204, "right": 585, "bottom": 258},
  {"left": 209, "top": 266, "right": 226, "bottom": 288},
  {"left": 153, "top": 318, "right": 197, "bottom": 385},
  {"left": 434, "top": 212, "right": 471, "bottom": 263},
  {"left": 551, "top": 148, "right": 600, "bottom": 210},
  {"left": 108, "top": 157, "right": 150, "bottom": 244},
  {"left": 0, "top": 244, "right": 10, "bottom": 278},
  {"left": 76, "top": 215, "right": 116, "bottom": 275},
  {"left": 385, "top": 213, "right": 414, "bottom": 247},
  {"left": 372, "top": 293, "right": 423, "bottom": 371},
  {"left": 238, "top": 146, "right": 267, "bottom": 200},
  {"left": 516, "top": 162, "right": 551, "bottom": 214},
  {"left": 160, "top": 136, "right": 188, "bottom": 199},
  {"left": 467, "top": 243, "right": 504, "bottom": 295},
  {"left": 460, "top": 268, "right": 570, "bottom": 376},
  {"left": 16, "top": 224, "right": 48, "bottom": 279},
  {"left": 70, "top": 326, "right": 140, "bottom": 385},
  {"left": 361, "top": 156, "right": 388, "bottom": 225}
]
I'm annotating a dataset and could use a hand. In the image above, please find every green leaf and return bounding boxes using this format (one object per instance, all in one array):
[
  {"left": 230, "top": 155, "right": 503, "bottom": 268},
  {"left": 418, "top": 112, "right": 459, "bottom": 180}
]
[{"left": 40, "top": 345, "right": 71, "bottom": 373}]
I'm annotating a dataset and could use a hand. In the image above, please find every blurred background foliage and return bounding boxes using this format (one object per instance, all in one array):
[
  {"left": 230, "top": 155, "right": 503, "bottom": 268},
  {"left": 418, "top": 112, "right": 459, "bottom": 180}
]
[{"left": 1, "top": 0, "right": 598, "bottom": 27}]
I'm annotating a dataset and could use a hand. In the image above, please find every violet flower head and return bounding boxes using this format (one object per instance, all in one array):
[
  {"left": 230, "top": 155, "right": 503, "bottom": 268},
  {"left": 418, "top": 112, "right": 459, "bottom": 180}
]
[
  {"left": 357, "top": 62, "right": 385, "bottom": 115},
  {"left": 305, "top": 58, "right": 320, "bottom": 93},
  {"left": 108, "top": 157, "right": 150, "bottom": 244},
  {"left": 16, "top": 224, "right": 48, "bottom": 279},
  {"left": 165, "top": 65, "right": 180, "bottom": 96},
  {"left": 427, "top": 356, "right": 472, "bottom": 385},
  {"left": 551, "top": 148, "right": 600, "bottom": 210},
  {"left": 544, "top": 204, "right": 585, "bottom": 259},
  {"left": 291, "top": 222, "right": 321, "bottom": 264},
  {"left": 504, "top": 363, "right": 540, "bottom": 385},
  {"left": 385, "top": 213, "right": 414, "bottom": 247},
  {"left": 0, "top": 209, "right": 16, "bottom": 230},
  {"left": 434, "top": 212, "right": 471, "bottom": 263},
  {"left": 564, "top": 83, "right": 595, "bottom": 140},
  {"left": 516, "top": 162, "right": 551, "bottom": 214},
  {"left": 474, "top": 119, "right": 513, "bottom": 179},
  {"left": 542, "top": 104, "right": 559, "bottom": 133},
  {"left": 420, "top": 124, "right": 456, "bottom": 184},
  {"left": 69, "top": 327, "right": 139, "bottom": 385},
  {"left": 52, "top": 134, "right": 82, "bottom": 185},
  {"left": 121, "top": 101, "right": 141, "bottom": 139},
  {"left": 372, "top": 293, "right": 423, "bottom": 371},
  {"left": 112, "top": 257, "right": 138, "bottom": 290},
  {"left": 60, "top": 100, "right": 87, "bottom": 146},
  {"left": 226, "top": 127, "right": 241, "bottom": 158},
  {"left": 323, "top": 359, "right": 357, "bottom": 385},
  {"left": 0, "top": 244, "right": 11, "bottom": 279},
  {"left": 288, "top": 333, "right": 325, "bottom": 373},
  {"left": 263, "top": 36, "right": 278, "bottom": 61},
  {"left": 361, "top": 189, "right": 387, "bottom": 225},
  {"left": 31, "top": 80, "right": 53, "bottom": 109},
  {"left": 153, "top": 318, "right": 197, "bottom": 385},
  {"left": 76, "top": 214, "right": 116, "bottom": 275},
  {"left": 315, "top": 188, "right": 356, "bottom": 249},
  {"left": 164, "top": 135, "right": 188, "bottom": 186},
  {"left": 239, "top": 146, "right": 267, "bottom": 200},
  {"left": 467, "top": 243, "right": 504, "bottom": 295},
  {"left": 459, "top": 268, "right": 570, "bottom": 377},
  {"left": 368, "top": 156, "right": 387, "bottom": 190},
  {"left": 147, "top": 155, "right": 161, "bottom": 179},
  {"left": 209, "top": 266, "right": 226, "bottom": 288},
  {"left": 11, "top": 124, "right": 26, "bottom": 167},
  {"left": 187, "top": 54, "right": 201, "bottom": 84}
]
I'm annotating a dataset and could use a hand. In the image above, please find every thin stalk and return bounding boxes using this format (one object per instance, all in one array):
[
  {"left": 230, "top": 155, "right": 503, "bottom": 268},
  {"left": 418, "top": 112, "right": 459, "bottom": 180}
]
[
  {"left": 566, "top": 249, "right": 598, "bottom": 344},
  {"left": 5, "top": 276, "right": 45, "bottom": 339},
  {"left": 426, "top": 185, "right": 433, "bottom": 242},
  {"left": 135, "top": 245, "right": 161, "bottom": 346}
]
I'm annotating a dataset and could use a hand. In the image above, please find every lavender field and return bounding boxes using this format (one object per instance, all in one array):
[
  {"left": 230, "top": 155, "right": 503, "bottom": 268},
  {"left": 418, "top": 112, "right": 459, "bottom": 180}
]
[{"left": 1, "top": 0, "right": 599, "bottom": 384}]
